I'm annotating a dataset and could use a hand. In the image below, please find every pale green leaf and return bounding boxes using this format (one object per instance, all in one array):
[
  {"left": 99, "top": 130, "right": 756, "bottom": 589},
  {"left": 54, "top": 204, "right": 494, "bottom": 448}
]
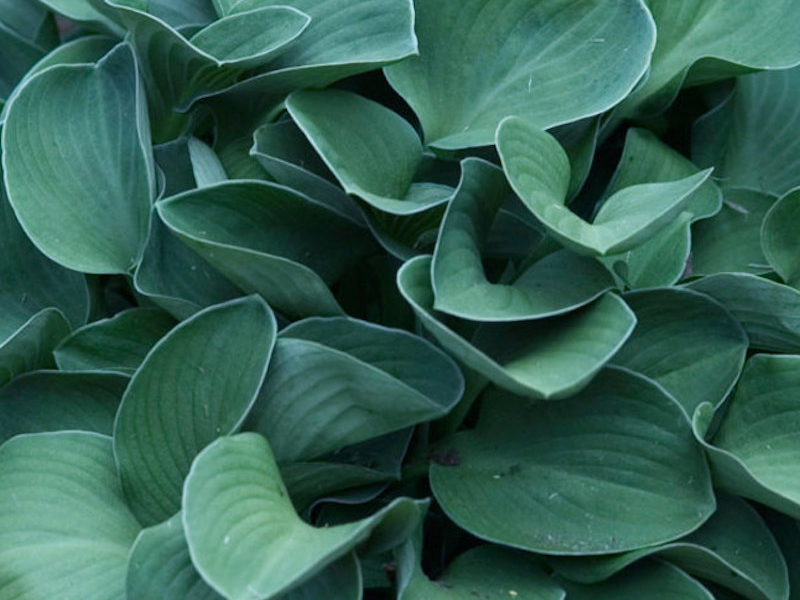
[{"left": 188, "top": 137, "right": 228, "bottom": 187}]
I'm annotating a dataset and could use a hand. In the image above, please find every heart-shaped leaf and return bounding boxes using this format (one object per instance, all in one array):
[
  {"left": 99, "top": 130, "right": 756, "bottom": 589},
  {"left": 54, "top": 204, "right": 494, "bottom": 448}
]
[
  {"left": 398, "top": 256, "right": 636, "bottom": 400},
  {"left": 183, "top": 432, "right": 422, "bottom": 600},
  {"left": 429, "top": 369, "right": 715, "bottom": 554},
  {"left": 0, "top": 371, "right": 127, "bottom": 443},
  {"left": 762, "top": 188, "right": 800, "bottom": 288},
  {"left": 431, "top": 158, "right": 614, "bottom": 321},
  {"left": 610, "top": 288, "right": 748, "bottom": 415},
  {"left": 2, "top": 42, "right": 155, "bottom": 273},
  {"left": 0, "top": 432, "right": 141, "bottom": 599},
  {"left": 384, "top": 0, "right": 654, "bottom": 149},
  {"left": 54, "top": 307, "right": 176, "bottom": 375},
  {"left": 114, "top": 295, "right": 276, "bottom": 525},
  {"left": 246, "top": 316, "right": 463, "bottom": 461},
  {"left": 497, "top": 117, "right": 712, "bottom": 256}
]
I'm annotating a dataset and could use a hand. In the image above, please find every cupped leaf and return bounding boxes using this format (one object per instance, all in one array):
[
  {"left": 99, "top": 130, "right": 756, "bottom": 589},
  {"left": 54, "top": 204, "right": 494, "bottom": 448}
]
[
  {"left": 187, "top": 137, "right": 227, "bottom": 187},
  {"left": 128, "top": 513, "right": 364, "bottom": 600},
  {"left": 430, "top": 369, "right": 715, "bottom": 555},
  {"left": 0, "top": 308, "right": 70, "bottom": 387},
  {"left": 0, "top": 371, "right": 127, "bottom": 443},
  {"left": 432, "top": 158, "right": 614, "bottom": 320},
  {"left": 114, "top": 296, "right": 276, "bottom": 525},
  {"left": 704, "top": 354, "right": 800, "bottom": 518},
  {"left": 183, "top": 432, "right": 421, "bottom": 600},
  {"left": 0, "top": 432, "right": 141, "bottom": 599},
  {"left": 2, "top": 42, "right": 155, "bottom": 274},
  {"left": 247, "top": 317, "right": 463, "bottom": 462},
  {"left": 54, "top": 307, "right": 176, "bottom": 375},
  {"left": 550, "top": 494, "right": 788, "bottom": 600},
  {"left": 693, "top": 65, "right": 800, "bottom": 196},
  {"left": 557, "top": 561, "right": 714, "bottom": 600},
  {"left": 398, "top": 256, "right": 636, "bottom": 400},
  {"left": 614, "top": 0, "right": 800, "bottom": 120},
  {"left": 134, "top": 218, "right": 241, "bottom": 320},
  {"left": 762, "top": 189, "right": 800, "bottom": 287},
  {"left": 286, "top": 89, "right": 452, "bottom": 215},
  {"left": 692, "top": 189, "right": 776, "bottom": 276},
  {"left": 396, "top": 536, "right": 566, "bottom": 600},
  {"left": 686, "top": 273, "right": 800, "bottom": 353},
  {"left": 157, "top": 180, "right": 375, "bottom": 318},
  {"left": 497, "top": 117, "right": 712, "bottom": 256},
  {"left": 610, "top": 288, "right": 748, "bottom": 415},
  {"left": 598, "top": 128, "right": 721, "bottom": 288},
  {"left": 384, "top": 0, "right": 654, "bottom": 149}
]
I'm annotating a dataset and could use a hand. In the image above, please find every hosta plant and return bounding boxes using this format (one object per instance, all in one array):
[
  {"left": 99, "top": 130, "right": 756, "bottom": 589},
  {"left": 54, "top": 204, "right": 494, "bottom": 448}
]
[{"left": 1, "top": 0, "right": 800, "bottom": 599}]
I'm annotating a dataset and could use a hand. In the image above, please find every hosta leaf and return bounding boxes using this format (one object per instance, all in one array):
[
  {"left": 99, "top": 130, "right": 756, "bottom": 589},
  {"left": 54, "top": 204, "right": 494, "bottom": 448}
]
[
  {"left": 396, "top": 537, "right": 566, "bottom": 600},
  {"left": 0, "top": 308, "right": 70, "bottom": 387},
  {"left": 246, "top": 317, "right": 463, "bottom": 461},
  {"left": 497, "top": 117, "right": 712, "bottom": 256},
  {"left": 0, "top": 432, "right": 141, "bottom": 599},
  {"left": 250, "top": 119, "right": 364, "bottom": 225},
  {"left": 208, "top": 0, "right": 417, "bottom": 129},
  {"left": 610, "top": 288, "right": 748, "bottom": 415},
  {"left": 2, "top": 42, "right": 155, "bottom": 274},
  {"left": 763, "top": 512, "right": 800, "bottom": 600},
  {"left": 54, "top": 307, "right": 176, "bottom": 375},
  {"left": 183, "top": 432, "right": 422, "bottom": 600},
  {"left": 365, "top": 207, "right": 446, "bottom": 261},
  {"left": 0, "top": 0, "right": 56, "bottom": 44},
  {"left": 550, "top": 494, "right": 788, "bottom": 600},
  {"left": 693, "top": 65, "right": 800, "bottom": 196},
  {"left": 557, "top": 561, "right": 714, "bottom": 600},
  {"left": 0, "top": 23, "right": 48, "bottom": 104},
  {"left": 701, "top": 354, "right": 800, "bottom": 518},
  {"left": 286, "top": 89, "right": 452, "bottom": 215},
  {"left": 384, "top": 0, "right": 654, "bottom": 149},
  {"left": 187, "top": 137, "right": 227, "bottom": 187},
  {"left": 153, "top": 137, "right": 199, "bottom": 197},
  {"left": 552, "top": 117, "right": 600, "bottom": 201},
  {"left": 157, "top": 180, "right": 374, "bottom": 318},
  {"left": 0, "top": 371, "right": 127, "bottom": 443},
  {"left": 398, "top": 256, "right": 636, "bottom": 400},
  {"left": 128, "top": 513, "right": 364, "bottom": 600},
  {"left": 114, "top": 296, "right": 276, "bottom": 525},
  {"left": 130, "top": 0, "right": 218, "bottom": 28},
  {"left": 692, "top": 189, "right": 775, "bottom": 276},
  {"left": 0, "top": 185, "right": 89, "bottom": 338},
  {"left": 762, "top": 189, "right": 800, "bottom": 287},
  {"left": 614, "top": 0, "right": 800, "bottom": 119},
  {"left": 687, "top": 273, "right": 800, "bottom": 353},
  {"left": 432, "top": 158, "right": 614, "bottom": 320},
  {"left": 430, "top": 369, "right": 715, "bottom": 554},
  {"left": 35, "top": 0, "right": 123, "bottom": 34},
  {"left": 598, "top": 128, "right": 721, "bottom": 288}
]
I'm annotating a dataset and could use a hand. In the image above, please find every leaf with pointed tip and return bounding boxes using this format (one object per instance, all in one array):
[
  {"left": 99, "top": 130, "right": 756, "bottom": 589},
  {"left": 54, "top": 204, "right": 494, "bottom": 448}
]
[
  {"left": 497, "top": 117, "right": 712, "bottom": 256},
  {"left": 287, "top": 89, "right": 452, "bottom": 215},
  {"left": 188, "top": 137, "right": 227, "bottom": 187},
  {"left": 384, "top": 0, "right": 654, "bottom": 149},
  {"left": 398, "top": 256, "right": 636, "bottom": 400},
  {"left": 183, "top": 432, "right": 421, "bottom": 600},
  {"left": 114, "top": 296, "right": 276, "bottom": 525},
  {"left": 134, "top": 219, "right": 241, "bottom": 320},
  {"left": 247, "top": 316, "right": 463, "bottom": 461},
  {"left": 613, "top": 0, "right": 800, "bottom": 120},
  {"left": 2, "top": 43, "right": 155, "bottom": 274},
  {"left": 549, "top": 494, "right": 788, "bottom": 600},
  {"left": 396, "top": 538, "right": 565, "bottom": 600},
  {"left": 598, "top": 128, "right": 721, "bottom": 288},
  {"left": 686, "top": 273, "right": 800, "bottom": 353},
  {"left": 0, "top": 308, "right": 71, "bottom": 387},
  {"left": 610, "top": 288, "right": 748, "bottom": 415},
  {"left": 692, "top": 189, "right": 775, "bottom": 276},
  {"left": 432, "top": 158, "right": 614, "bottom": 321},
  {"left": 557, "top": 561, "right": 714, "bottom": 600},
  {"left": 0, "top": 432, "right": 141, "bottom": 599},
  {"left": 0, "top": 371, "right": 127, "bottom": 443},
  {"left": 762, "top": 189, "right": 800, "bottom": 288},
  {"left": 157, "top": 180, "right": 375, "bottom": 318},
  {"left": 429, "top": 369, "right": 715, "bottom": 554},
  {"left": 693, "top": 66, "right": 800, "bottom": 196},
  {"left": 703, "top": 354, "right": 800, "bottom": 518},
  {"left": 54, "top": 308, "right": 176, "bottom": 375}
]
